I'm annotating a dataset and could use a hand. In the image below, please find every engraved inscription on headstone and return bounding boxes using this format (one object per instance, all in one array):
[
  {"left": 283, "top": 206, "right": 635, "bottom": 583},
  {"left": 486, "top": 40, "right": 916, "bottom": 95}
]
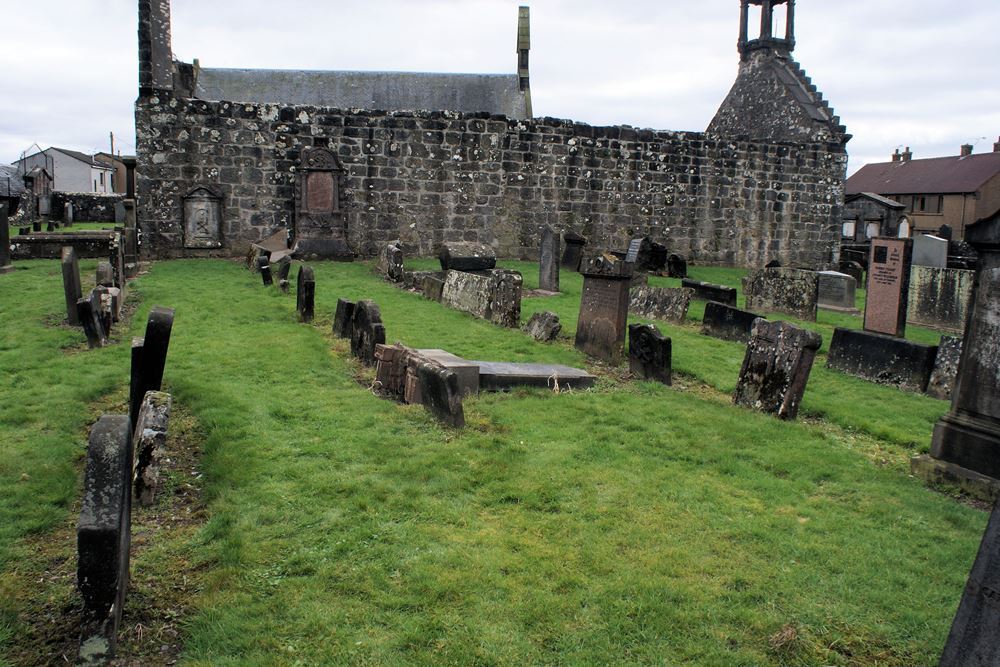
[
  {"left": 575, "top": 255, "right": 634, "bottom": 363},
  {"left": 864, "top": 237, "right": 913, "bottom": 337},
  {"left": 294, "top": 146, "right": 352, "bottom": 260},
  {"left": 183, "top": 186, "right": 223, "bottom": 249},
  {"left": 306, "top": 171, "right": 336, "bottom": 213}
]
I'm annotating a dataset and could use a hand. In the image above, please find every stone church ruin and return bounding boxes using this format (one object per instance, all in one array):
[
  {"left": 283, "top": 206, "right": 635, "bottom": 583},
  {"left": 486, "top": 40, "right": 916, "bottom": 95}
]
[{"left": 136, "top": 0, "right": 848, "bottom": 266}]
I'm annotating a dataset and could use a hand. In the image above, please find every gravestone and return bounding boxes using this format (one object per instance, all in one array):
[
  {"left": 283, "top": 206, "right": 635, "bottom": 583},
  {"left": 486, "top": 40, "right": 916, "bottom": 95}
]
[
  {"left": 733, "top": 320, "right": 821, "bottom": 420},
  {"left": 96, "top": 261, "right": 115, "bottom": 288},
  {"left": 628, "top": 324, "right": 672, "bottom": 385},
  {"left": 64, "top": 202, "right": 74, "bottom": 226},
  {"left": 0, "top": 206, "right": 10, "bottom": 274},
  {"left": 473, "top": 361, "right": 596, "bottom": 391},
  {"left": 827, "top": 328, "right": 938, "bottom": 392},
  {"left": 92, "top": 287, "right": 113, "bottom": 338},
  {"left": 47, "top": 220, "right": 55, "bottom": 232},
  {"left": 438, "top": 242, "right": 496, "bottom": 272},
  {"left": 864, "top": 237, "right": 913, "bottom": 337},
  {"left": 538, "top": 225, "right": 560, "bottom": 292},
  {"left": 440, "top": 269, "right": 522, "bottom": 327},
  {"left": 275, "top": 256, "right": 292, "bottom": 293},
  {"left": 817, "top": 271, "right": 858, "bottom": 313},
  {"left": 32, "top": 220, "right": 41, "bottom": 232},
  {"left": 742, "top": 268, "right": 819, "bottom": 321},
  {"left": 257, "top": 255, "right": 272, "bottom": 286},
  {"left": 937, "top": 498, "right": 1000, "bottom": 666},
  {"left": 114, "top": 200, "right": 127, "bottom": 226},
  {"left": 77, "top": 292, "right": 107, "bottom": 349},
  {"left": 77, "top": 414, "right": 133, "bottom": 662},
  {"left": 415, "top": 360, "right": 465, "bottom": 428},
  {"left": 561, "top": 230, "right": 587, "bottom": 271},
  {"left": 938, "top": 224, "right": 953, "bottom": 241},
  {"left": 293, "top": 147, "right": 353, "bottom": 259},
  {"left": 681, "top": 278, "right": 737, "bottom": 307},
  {"left": 523, "top": 311, "right": 561, "bottom": 342},
  {"left": 332, "top": 299, "right": 356, "bottom": 339},
  {"left": 838, "top": 260, "right": 864, "bottom": 287},
  {"left": 296, "top": 265, "right": 315, "bottom": 323},
  {"left": 61, "top": 246, "right": 83, "bottom": 324},
  {"left": 667, "top": 254, "right": 687, "bottom": 279},
  {"left": 133, "top": 391, "right": 171, "bottom": 506},
  {"left": 926, "top": 336, "right": 963, "bottom": 401},
  {"left": 350, "top": 300, "right": 386, "bottom": 366},
  {"left": 182, "top": 187, "right": 222, "bottom": 248},
  {"left": 629, "top": 286, "right": 693, "bottom": 323},
  {"left": 575, "top": 254, "right": 634, "bottom": 363},
  {"left": 421, "top": 272, "right": 446, "bottom": 302},
  {"left": 701, "top": 302, "right": 765, "bottom": 344},
  {"left": 907, "top": 266, "right": 974, "bottom": 332},
  {"left": 413, "top": 349, "right": 480, "bottom": 396},
  {"left": 128, "top": 307, "right": 174, "bottom": 428},
  {"left": 374, "top": 343, "right": 408, "bottom": 398},
  {"left": 377, "top": 240, "right": 405, "bottom": 282},
  {"left": 912, "top": 234, "right": 948, "bottom": 269}
]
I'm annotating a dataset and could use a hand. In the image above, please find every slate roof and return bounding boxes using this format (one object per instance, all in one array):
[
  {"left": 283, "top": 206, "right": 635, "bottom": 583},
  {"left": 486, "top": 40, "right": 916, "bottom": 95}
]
[
  {"left": 0, "top": 165, "right": 26, "bottom": 198},
  {"left": 846, "top": 152, "right": 1000, "bottom": 195},
  {"left": 844, "top": 192, "right": 906, "bottom": 209},
  {"left": 194, "top": 68, "right": 530, "bottom": 119},
  {"left": 17, "top": 147, "right": 113, "bottom": 169}
]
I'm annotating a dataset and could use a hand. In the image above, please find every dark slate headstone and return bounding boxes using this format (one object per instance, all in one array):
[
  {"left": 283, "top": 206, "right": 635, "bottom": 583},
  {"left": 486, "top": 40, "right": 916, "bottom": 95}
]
[
  {"left": 574, "top": 254, "right": 634, "bottom": 363},
  {"left": 938, "top": 498, "right": 1000, "bottom": 666},
  {"left": 333, "top": 299, "right": 356, "bottom": 339},
  {"left": 296, "top": 265, "right": 315, "bottom": 323},
  {"left": 257, "top": 255, "right": 273, "bottom": 286},
  {"left": 926, "top": 336, "right": 963, "bottom": 401},
  {"left": 666, "top": 254, "right": 687, "bottom": 279},
  {"left": 0, "top": 205, "right": 12, "bottom": 273},
  {"left": 96, "top": 261, "right": 115, "bottom": 288},
  {"left": 61, "top": 246, "right": 83, "bottom": 325},
  {"left": 350, "top": 300, "right": 386, "bottom": 366},
  {"left": 77, "top": 414, "right": 133, "bottom": 662},
  {"left": 77, "top": 291, "right": 107, "bottom": 349},
  {"left": 275, "top": 256, "right": 292, "bottom": 283},
  {"left": 129, "top": 307, "right": 174, "bottom": 428},
  {"left": 438, "top": 242, "right": 496, "bottom": 272},
  {"left": 742, "top": 268, "right": 819, "bottom": 321},
  {"left": 681, "top": 278, "right": 737, "bottom": 307},
  {"left": 415, "top": 360, "right": 465, "bottom": 428},
  {"left": 538, "top": 225, "right": 560, "bottom": 292},
  {"left": 826, "top": 327, "right": 937, "bottom": 392},
  {"left": 701, "top": 302, "right": 765, "bottom": 344},
  {"left": 733, "top": 320, "right": 822, "bottom": 420},
  {"left": 133, "top": 391, "right": 171, "bottom": 506},
  {"left": 864, "top": 237, "right": 913, "bottom": 337},
  {"left": 629, "top": 286, "right": 693, "bottom": 323},
  {"left": 32, "top": 220, "right": 41, "bottom": 232},
  {"left": 628, "top": 323, "right": 672, "bottom": 385},
  {"left": 523, "top": 311, "right": 561, "bottom": 342},
  {"left": 561, "top": 230, "right": 587, "bottom": 271},
  {"left": 624, "top": 238, "right": 645, "bottom": 264},
  {"left": 47, "top": 219, "right": 55, "bottom": 232}
]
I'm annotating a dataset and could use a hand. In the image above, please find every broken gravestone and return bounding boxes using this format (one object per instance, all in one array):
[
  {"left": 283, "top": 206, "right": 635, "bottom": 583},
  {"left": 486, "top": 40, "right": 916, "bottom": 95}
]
[
  {"left": 575, "top": 254, "right": 634, "bottom": 363},
  {"left": 133, "top": 391, "right": 172, "bottom": 506},
  {"left": 628, "top": 323, "right": 671, "bottom": 385},
  {"left": 415, "top": 360, "right": 465, "bottom": 427},
  {"left": 523, "top": 311, "right": 561, "bottom": 342},
  {"left": 681, "top": 278, "right": 737, "bottom": 307},
  {"left": 333, "top": 298, "right": 356, "bottom": 339},
  {"left": 296, "top": 265, "right": 315, "bottom": 323},
  {"left": 275, "top": 256, "right": 292, "bottom": 292},
  {"left": 926, "top": 336, "right": 963, "bottom": 401},
  {"left": 77, "top": 291, "right": 108, "bottom": 349},
  {"left": 629, "top": 286, "right": 694, "bottom": 323},
  {"left": 733, "top": 320, "right": 821, "bottom": 420},
  {"left": 350, "top": 300, "right": 386, "bottom": 366}
]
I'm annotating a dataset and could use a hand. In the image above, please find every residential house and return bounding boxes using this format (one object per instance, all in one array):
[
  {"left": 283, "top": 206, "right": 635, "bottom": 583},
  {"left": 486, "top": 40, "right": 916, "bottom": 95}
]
[
  {"left": 13, "top": 147, "right": 115, "bottom": 193},
  {"left": 94, "top": 152, "right": 136, "bottom": 194}
]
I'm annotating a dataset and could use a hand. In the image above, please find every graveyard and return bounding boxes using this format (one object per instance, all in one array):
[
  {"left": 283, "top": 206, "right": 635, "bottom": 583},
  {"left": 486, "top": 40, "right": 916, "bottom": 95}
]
[{"left": 0, "top": 251, "right": 989, "bottom": 664}]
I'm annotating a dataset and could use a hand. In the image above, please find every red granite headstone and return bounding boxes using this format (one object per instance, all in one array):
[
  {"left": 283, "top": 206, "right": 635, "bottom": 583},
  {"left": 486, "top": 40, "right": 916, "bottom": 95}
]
[{"left": 864, "top": 237, "right": 913, "bottom": 337}]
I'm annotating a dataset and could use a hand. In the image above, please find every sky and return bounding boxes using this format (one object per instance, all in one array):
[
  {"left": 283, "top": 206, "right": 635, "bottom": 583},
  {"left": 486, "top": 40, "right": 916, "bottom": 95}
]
[{"left": 1, "top": 0, "right": 998, "bottom": 176}]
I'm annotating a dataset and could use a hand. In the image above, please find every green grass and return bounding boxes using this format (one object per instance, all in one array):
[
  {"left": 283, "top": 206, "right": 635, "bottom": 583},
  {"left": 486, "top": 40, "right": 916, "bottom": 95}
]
[
  {"left": 0, "top": 257, "right": 985, "bottom": 665},
  {"left": 9, "top": 221, "right": 116, "bottom": 235}
]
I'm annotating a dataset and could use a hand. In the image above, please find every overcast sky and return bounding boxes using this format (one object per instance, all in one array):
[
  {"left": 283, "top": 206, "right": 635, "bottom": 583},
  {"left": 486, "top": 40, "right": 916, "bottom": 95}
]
[{"left": 1, "top": 0, "right": 998, "bottom": 176}]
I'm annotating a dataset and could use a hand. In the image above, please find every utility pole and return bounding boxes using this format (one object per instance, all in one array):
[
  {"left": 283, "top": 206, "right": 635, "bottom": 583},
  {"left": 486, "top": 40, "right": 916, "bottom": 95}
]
[{"left": 109, "top": 131, "right": 116, "bottom": 193}]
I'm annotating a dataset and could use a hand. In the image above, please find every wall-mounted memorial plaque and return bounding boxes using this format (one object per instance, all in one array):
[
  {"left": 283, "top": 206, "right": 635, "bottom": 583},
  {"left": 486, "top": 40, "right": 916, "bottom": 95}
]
[
  {"left": 294, "top": 146, "right": 353, "bottom": 260},
  {"left": 183, "top": 186, "right": 223, "bottom": 249}
]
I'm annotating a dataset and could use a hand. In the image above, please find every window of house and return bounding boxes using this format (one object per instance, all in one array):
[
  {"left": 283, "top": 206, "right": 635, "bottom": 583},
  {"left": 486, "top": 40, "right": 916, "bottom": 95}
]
[
  {"left": 865, "top": 221, "right": 880, "bottom": 238},
  {"left": 99, "top": 172, "right": 105, "bottom": 186},
  {"left": 842, "top": 221, "right": 856, "bottom": 238},
  {"left": 94, "top": 180, "right": 98, "bottom": 192},
  {"left": 898, "top": 218, "right": 910, "bottom": 238},
  {"left": 934, "top": 195, "right": 943, "bottom": 214}
]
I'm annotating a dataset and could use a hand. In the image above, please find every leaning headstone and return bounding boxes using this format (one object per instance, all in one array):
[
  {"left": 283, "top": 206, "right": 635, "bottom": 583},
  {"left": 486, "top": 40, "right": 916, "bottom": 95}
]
[
  {"left": 826, "top": 328, "right": 938, "bottom": 392},
  {"left": 666, "top": 254, "right": 687, "bottom": 279},
  {"left": 926, "top": 336, "right": 963, "bottom": 401},
  {"left": 701, "top": 302, "right": 765, "bottom": 344},
  {"left": 561, "top": 230, "right": 587, "bottom": 271},
  {"left": 523, "top": 311, "right": 561, "bottom": 342},
  {"left": 275, "top": 256, "right": 292, "bottom": 283},
  {"left": 332, "top": 299, "right": 356, "bottom": 339},
  {"left": 413, "top": 349, "right": 480, "bottom": 397},
  {"left": 629, "top": 286, "right": 693, "bottom": 323},
  {"left": 912, "top": 234, "right": 948, "bottom": 269},
  {"left": 937, "top": 498, "right": 1000, "bottom": 666},
  {"left": 817, "top": 271, "right": 858, "bottom": 313},
  {"left": 64, "top": 202, "right": 74, "bottom": 226},
  {"left": 128, "top": 307, "right": 174, "bottom": 428},
  {"left": 438, "top": 242, "right": 496, "bottom": 272},
  {"left": 538, "top": 226, "right": 560, "bottom": 292},
  {"left": 415, "top": 360, "right": 465, "bottom": 428},
  {"left": 742, "top": 268, "right": 819, "bottom": 321},
  {"left": 77, "top": 292, "right": 107, "bottom": 349},
  {"left": 77, "top": 414, "right": 133, "bottom": 663},
  {"left": 574, "top": 254, "right": 634, "bottom": 363},
  {"left": 628, "top": 323, "right": 672, "bottom": 385},
  {"left": 733, "top": 320, "right": 821, "bottom": 420},
  {"left": 132, "top": 391, "right": 172, "bottom": 506},
  {"left": 257, "top": 255, "right": 273, "bottom": 286},
  {"left": 907, "top": 266, "right": 975, "bottom": 332},
  {"left": 61, "top": 246, "right": 83, "bottom": 325},
  {"left": 681, "top": 278, "right": 737, "bottom": 307},
  {"left": 296, "top": 265, "right": 315, "bottom": 323},
  {"left": 350, "top": 300, "right": 386, "bottom": 366},
  {"left": 864, "top": 237, "right": 913, "bottom": 337},
  {"left": 96, "top": 261, "right": 115, "bottom": 288}
]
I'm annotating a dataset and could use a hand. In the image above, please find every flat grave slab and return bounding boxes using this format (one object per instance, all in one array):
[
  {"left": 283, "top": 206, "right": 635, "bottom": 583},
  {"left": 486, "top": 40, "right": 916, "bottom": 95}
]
[
  {"left": 415, "top": 349, "right": 480, "bottom": 396},
  {"left": 472, "top": 361, "right": 596, "bottom": 392}
]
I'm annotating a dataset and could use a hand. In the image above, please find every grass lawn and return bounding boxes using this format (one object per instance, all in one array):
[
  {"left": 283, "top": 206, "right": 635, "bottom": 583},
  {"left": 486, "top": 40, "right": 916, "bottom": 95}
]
[
  {"left": 0, "top": 257, "right": 985, "bottom": 665},
  {"left": 9, "top": 221, "right": 117, "bottom": 235}
]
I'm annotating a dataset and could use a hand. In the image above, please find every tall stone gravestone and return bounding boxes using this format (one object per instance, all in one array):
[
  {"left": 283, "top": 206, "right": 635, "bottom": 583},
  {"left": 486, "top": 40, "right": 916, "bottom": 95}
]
[
  {"left": 293, "top": 146, "right": 353, "bottom": 260},
  {"left": 628, "top": 324, "right": 671, "bottom": 385},
  {"left": 575, "top": 254, "right": 634, "bottom": 363},
  {"left": 538, "top": 225, "right": 560, "bottom": 292},
  {"left": 733, "top": 320, "right": 821, "bottom": 420},
  {"left": 128, "top": 307, "right": 174, "bottom": 428},
  {"left": 333, "top": 298, "right": 356, "bottom": 339},
  {"left": 561, "top": 231, "right": 587, "bottom": 271},
  {"left": 0, "top": 205, "right": 11, "bottom": 274},
  {"left": 182, "top": 186, "right": 222, "bottom": 249},
  {"left": 77, "top": 291, "right": 108, "bottom": 349},
  {"left": 64, "top": 202, "right": 74, "bottom": 226},
  {"left": 296, "top": 265, "right": 315, "bottom": 323},
  {"left": 864, "top": 237, "right": 913, "bottom": 337},
  {"left": 257, "top": 255, "right": 272, "bottom": 286},
  {"left": 912, "top": 234, "right": 948, "bottom": 269},
  {"left": 61, "top": 246, "right": 83, "bottom": 324},
  {"left": 350, "top": 300, "right": 386, "bottom": 366}
]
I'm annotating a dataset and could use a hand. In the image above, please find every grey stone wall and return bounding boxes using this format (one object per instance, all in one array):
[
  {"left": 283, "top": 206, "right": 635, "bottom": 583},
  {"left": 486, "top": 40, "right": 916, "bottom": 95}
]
[
  {"left": 50, "top": 192, "right": 124, "bottom": 223},
  {"left": 136, "top": 92, "right": 846, "bottom": 266}
]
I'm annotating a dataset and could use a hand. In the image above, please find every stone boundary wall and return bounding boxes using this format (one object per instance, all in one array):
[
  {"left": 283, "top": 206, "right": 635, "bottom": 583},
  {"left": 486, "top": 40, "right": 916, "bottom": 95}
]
[
  {"left": 50, "top": 192, "right": 125, "bottom": 223},
  {"left": 136, "top": 93, "right": 846, "bottom": 265}
]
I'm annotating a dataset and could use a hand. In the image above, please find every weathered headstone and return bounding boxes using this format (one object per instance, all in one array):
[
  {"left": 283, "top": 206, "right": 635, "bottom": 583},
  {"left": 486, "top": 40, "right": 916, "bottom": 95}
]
[
  {"left": 77, "top": 291, "right": 107, "bottom": 349},
  {"left": 182, "top": 187, "right": 222, "bottom": 248},
  {"left": 907, "top": 266, "right": 974, "bottom": 332},
  {"left": 440, "top": 269, "right": 522, "bottom": 327},
  {"left": 77, "top": 414, "right": 133, "bottom": 663},
  {"left": 561, "top": 230, "right": 587, "bottom": 271},
  {"left": 742, "top": 268, "right": 819, "bottom": 321},
  {"left": 421, "top": 272, "right": 446, "bottom": 302},
  {"left": 701, "top": 302, "right": 765, "bottom": 344},
  {"left": 61, "top": 246, "right": 83, "bottom": 324},
  {"left": 817, "top": 271, "right": 858, "bottom": 313},
  {"left": 415, "top": 360, "right": 465, "bottom": 428},
  {"left": 64, "top": 202, "right": 74, "bottom": 226},
  {"left": 937, "top": 498, "right": 1000, "bottom": 666},
  {"left": 926, "top": 336, "right": 963, "bottom": 402},
  {"left": 132, "top": 391, "right": 171, "bottom": 506},
  {"left": 275, "top": 256, "right": 292, "bottom": 293},
  {"left": 538, "top": 226, "right": 560, "bottom": 292},
  {"left": 681, "top": 278, "right": 737, "bottom": 307},
  {"left": 628, "top": 323, "right": 672, "bottom": 385},
  {"left": 523, "top": 311, "right": 561, "bottom": 342},
  {"left": 826, "top": 328, "right": 938, "bottom": 392},
  {"left": 332, "top": 299, "right": 356, "bottom": 339},
  {"left": 350, "top": 300, "right": 386, "bottom": 366},
  {"left": 293, "top": 147, "right": 352, "bottom": 259},
  {"left": 257, "top": 255, "right": 272, "bottom": 285},
  {"left": 413, "top": 349, "right": 480, "bottom": 396},
  {"left": 438, "top": 242, "right": 496, "bottom": 272},
  {"left": 296, "top": 265, "right": 315, "bottom": 323},
  {"left": 374, "top": 343, "right": 408, "bottom": 398},
  {"left": 912, "top": 234, "right": 948, "bottom": 269},
  {"left": 667, "top": 254, "right": 687, "bottom": 279},
  {"left": 864, "top": 237, "right": 913, "bottom": 337},
  {"left": 377, "top": 240, "right": 405, "bottom": 282},
  {"left": 128, "top": 307, "right": 174, "bottom": 428},
  {"left": 96, "top": 261, "right": 115, "bottom": 288},
  {"left": 629, "top": 286, "right": 693, "bottom": 323},
  {"left": 733, "top": 320, "right": 821, "bottom": 420},
  {"left": 838, "top": 260, "right": 864, "bottom": 286},
  {"left": 574, "top": 254, "right": 634, "bottom": 363}
]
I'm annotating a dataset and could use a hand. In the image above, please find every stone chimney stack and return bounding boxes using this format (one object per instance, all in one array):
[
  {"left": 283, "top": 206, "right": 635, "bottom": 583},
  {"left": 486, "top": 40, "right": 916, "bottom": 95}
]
[
  {"left": 892, "top": 148, "right": 901, "bottom": 163},
  {"left": 960, "top": 144, "right": 974, "bottom": 157},
  {"left": 138, "top": 0, "right": 174, "bottom": 97},
  {"left": 901, "top": 147, "right": 913, "bottom": 162},
  {"left": 516, "top": 6, "right": 532, "bottom": 117}
]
